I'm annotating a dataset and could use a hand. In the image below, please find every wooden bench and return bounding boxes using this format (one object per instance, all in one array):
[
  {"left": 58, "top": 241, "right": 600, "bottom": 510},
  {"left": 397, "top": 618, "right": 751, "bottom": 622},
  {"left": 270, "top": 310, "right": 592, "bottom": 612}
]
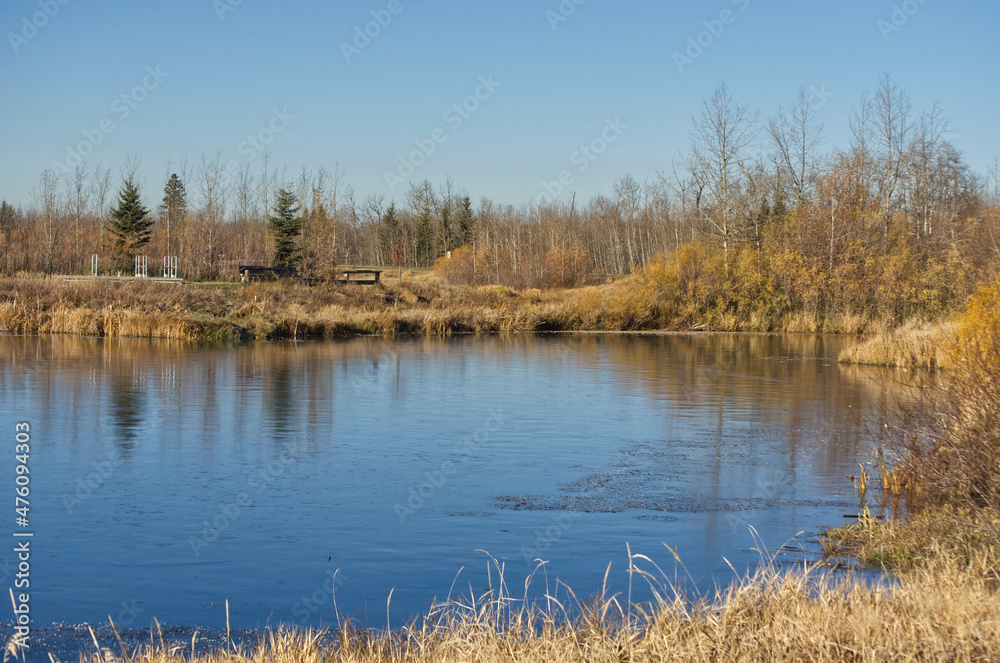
[
  {"left": 238, "top": 265, "right": 298, "bottom": 282},
  {"left": 337, "top": 269, "right": 382, "bottom": 285}
]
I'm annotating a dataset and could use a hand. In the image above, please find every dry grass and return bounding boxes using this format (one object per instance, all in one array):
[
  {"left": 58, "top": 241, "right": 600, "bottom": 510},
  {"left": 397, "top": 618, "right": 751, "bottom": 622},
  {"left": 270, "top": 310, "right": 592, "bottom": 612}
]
[
  {"left": 823, "top": 507, "right": 1000, "bottom": 569},
  {"left": 64, "top": 550, "right": 1000, "bottom": 663},
  {"left": 837, "top": 319, "right": 954, "bottom": 369},
  {"left": 824, "top": 277, "right": 1000, "bottom": 578},
  {"left": 0, "top": 271, "right": 947, "bottom": 343}
]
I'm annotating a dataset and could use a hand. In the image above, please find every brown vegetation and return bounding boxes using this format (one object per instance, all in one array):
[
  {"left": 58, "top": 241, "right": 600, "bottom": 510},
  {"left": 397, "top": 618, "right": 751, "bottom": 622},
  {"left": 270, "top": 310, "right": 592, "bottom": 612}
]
[
  {"left": 825, "top": 278, "right": 1000, "bottom": 575},
  {"left": 837, "top": 319, "right": 953, "bottom": 369},
  {"left": 70, "top": 552, "right": 1000, "bottom": 663},
  {"left": 0, "top": 243, "right": 978, "bottom": 343}
]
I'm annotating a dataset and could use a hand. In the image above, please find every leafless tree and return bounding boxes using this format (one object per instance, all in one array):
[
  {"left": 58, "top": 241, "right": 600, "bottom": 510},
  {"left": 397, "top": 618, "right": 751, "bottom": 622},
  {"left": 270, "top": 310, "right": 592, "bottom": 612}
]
[
  {"left": 65, "top": 163, "right": 89, "bottom": 267},
  {"left": 32, "top": 169, "right": 61, "bottom": 272},
  {"left": 872, "top": 74, "right": 914, "bottom": 232},
  {"left": 687, "top": 81, "right": 760, "bottom": 268},
  {"left": 769, "top": 87, "right": 824, "bottom": 205}
]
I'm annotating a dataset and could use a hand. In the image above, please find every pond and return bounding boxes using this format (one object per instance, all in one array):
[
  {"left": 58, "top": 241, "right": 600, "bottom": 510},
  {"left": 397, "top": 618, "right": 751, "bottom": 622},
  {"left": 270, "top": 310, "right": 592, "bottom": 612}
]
[{"left": 0, "top": 333, "right": 894, "bottom": 653}]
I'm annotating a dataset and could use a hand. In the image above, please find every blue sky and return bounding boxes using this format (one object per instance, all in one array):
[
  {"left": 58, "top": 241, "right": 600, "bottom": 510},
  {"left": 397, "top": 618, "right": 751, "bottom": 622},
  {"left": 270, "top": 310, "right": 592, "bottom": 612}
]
[{"left": 1, "top": 0, "right": 997, "bottom": 209}]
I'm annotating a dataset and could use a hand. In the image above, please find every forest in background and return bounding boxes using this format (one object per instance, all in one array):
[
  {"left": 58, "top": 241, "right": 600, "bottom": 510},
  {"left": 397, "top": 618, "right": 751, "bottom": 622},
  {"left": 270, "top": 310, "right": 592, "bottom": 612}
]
[{"left": 2, "top": 76, "right": 999, "bottom": 329}]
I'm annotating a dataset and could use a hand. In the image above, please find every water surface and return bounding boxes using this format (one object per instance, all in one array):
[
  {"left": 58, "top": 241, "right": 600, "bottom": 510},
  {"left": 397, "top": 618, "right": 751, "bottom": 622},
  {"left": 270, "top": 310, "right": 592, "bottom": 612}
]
[{"left": 0, "top": 333, "right": 893, "bottom": 640}]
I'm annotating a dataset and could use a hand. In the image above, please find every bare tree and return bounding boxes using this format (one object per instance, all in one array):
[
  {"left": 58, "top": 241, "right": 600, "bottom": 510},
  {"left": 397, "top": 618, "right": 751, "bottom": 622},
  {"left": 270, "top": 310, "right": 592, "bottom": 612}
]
[
  {"left": 32, "top": 169, "right": 61, "bottom": 272},
  {"left": 89, "top": 161, "right": 112, "bottom": 253},
  {"left": 198, "top": 152, "right": 229, "bottom": 225},
  {"left": 687, "top": 81, "right": 760, "bottom": 268},
  {"left": 872, "top": 74, "right": 913, "bottom": 232},
  {"left": 65, "top": 163, "right": 89, "bottom": 268},
  {"left": 768, "top": 87, "right": 824, "bottom": 205}
]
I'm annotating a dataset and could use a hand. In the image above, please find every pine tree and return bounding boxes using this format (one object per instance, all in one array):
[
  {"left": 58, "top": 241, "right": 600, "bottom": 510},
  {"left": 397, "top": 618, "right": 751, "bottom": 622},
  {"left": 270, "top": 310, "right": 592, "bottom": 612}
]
[
  {"left": 456, "top": 196, "right": 474, "bottom": 247},
  {"left": 108, "top": 176, "right": 153, "bottom": 255},
  {"left": 415, "top": 206, "right": 434, "bottom": 267},
  {"left": 381, "top": 203, "right": 407, "bottom": 280},
  {"left": 436, "top": 204, "right": 453, "bottom": 256},
  {"left": 159, "top": 173, "right": 186, "bottom": 257},
  {"left": 268, "top": 188, "right": 304, "bottom": 267},
  {"left": 380, "top": 202, "right": 400, "bottom": 259},
  {"left": 0, "top": 201, "right": 14, "bottom": 229}
]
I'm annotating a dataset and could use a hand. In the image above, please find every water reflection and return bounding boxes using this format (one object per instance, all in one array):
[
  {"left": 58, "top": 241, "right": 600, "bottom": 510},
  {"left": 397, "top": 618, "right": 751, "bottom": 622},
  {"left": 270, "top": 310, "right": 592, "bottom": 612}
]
[{"left": 0, "top": 333, "right": 900, "bottom": 632}]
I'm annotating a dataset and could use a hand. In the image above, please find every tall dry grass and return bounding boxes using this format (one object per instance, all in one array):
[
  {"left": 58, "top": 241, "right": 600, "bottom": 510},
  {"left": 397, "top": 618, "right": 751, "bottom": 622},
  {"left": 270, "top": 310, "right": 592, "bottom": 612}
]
[
  {"left": 0, "top": 259, "right": 976, "bottom": 342},
  {"left": 837, "top": 319, "right": 954, "bottom": 369},
  {"left": 65, "top": 550, "right": 1000, "bottom": 663},
  {"left": 884, "top": 281, "right": 1000, "bottom": 511},
  {"left": 826, "top": 278, "right": 1000, "bottom": 573}
]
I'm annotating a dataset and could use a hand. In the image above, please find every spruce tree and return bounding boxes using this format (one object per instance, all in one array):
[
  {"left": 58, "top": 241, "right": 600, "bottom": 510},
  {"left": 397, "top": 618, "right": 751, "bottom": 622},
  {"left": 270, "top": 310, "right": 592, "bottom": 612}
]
[
  {"left": 380, "top": 202, "right": 400, "bottom": 260},
  {"left": 415, "top": 206, "right": 434, "bottom": 267},
  {"left": 108, "top": 176, "right": 153, "bottom": 255},
  {"left": 456, "top": 196, "right": 474, "bottom": 247},
  {"left": 436, "top": 204, "right": 453, "bottom": 256},
  {"left": 0, "top": 201, "right": 14, "bottom": 229},
  {"left": 268, "top": 188, "right": 304, "bottom": 267},
  {"left": 381, "top": 203, "right": 407, "bottom": 280},
  {"left": 159, "top": 174, "right": 187, "bottom": 256}
]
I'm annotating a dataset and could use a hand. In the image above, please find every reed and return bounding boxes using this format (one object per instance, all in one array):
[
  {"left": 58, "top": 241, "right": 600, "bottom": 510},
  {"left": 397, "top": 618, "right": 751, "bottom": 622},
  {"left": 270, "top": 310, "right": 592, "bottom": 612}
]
[
  {"left": 0, "top": 273, "right": 957, "bottom": 343},
  {"left": 66, "top": 549, "right": 1000, "bottom": 663},
  {"left": 837, "top": 318, "right": 953, "bottom": 369}
]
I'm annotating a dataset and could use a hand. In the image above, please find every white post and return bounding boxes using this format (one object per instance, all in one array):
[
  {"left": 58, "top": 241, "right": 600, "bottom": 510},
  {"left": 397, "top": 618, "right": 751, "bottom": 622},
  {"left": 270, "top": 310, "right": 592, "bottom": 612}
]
[
  {"left": 163, "top": 256, "right": 178, "bottom": 279},
  {"left": 91, "top": 254, "right": 98, "bottom": 277}
]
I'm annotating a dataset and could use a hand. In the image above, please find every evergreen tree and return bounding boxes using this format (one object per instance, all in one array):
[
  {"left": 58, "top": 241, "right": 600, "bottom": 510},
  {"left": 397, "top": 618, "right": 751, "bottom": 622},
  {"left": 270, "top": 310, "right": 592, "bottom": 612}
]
[
  {"left": 0, "top": 201, "right": 14, "bottom": 229},
  {"left": 456, "top": 196, "right": 474, "bottom": 247},
  {"left": 108, "top": 176, "right": 153, "bottom": 255},
  {"left": 772, "top": 195, "right": 788, "bottom": 220},
  {"left": 159, "top": 173, "right": 187, "bottom": 256},
  {"left": 379, "top": 202, "right": 400, "bottom": 260},
  {"left": 381, "top": 203, "right": 408, "bottom": 279},
  {"left": 415, "top": 205, "right": 434, "bottom": 267},
  {"left": 268, "top": 188, "right": 304, "bottom": 267},
  {"left": 0, "top": 201, "right": 14, "bottom": 266},
  {"left": 436, "top": 204, "right": 453, "bottom": 256}
]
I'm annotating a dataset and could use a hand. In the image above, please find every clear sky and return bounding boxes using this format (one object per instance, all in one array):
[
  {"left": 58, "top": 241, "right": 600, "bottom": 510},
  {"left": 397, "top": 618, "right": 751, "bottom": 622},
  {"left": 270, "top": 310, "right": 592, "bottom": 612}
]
[{"left": 1, "top": 0, "right": 997, "bottom": 210}]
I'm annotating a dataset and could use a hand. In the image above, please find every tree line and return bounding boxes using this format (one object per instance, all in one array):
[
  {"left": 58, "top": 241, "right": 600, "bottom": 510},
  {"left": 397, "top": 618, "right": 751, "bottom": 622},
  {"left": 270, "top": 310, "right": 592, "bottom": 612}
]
[{"left": 1, "top": 75, "right": 998, "bottom": 302}]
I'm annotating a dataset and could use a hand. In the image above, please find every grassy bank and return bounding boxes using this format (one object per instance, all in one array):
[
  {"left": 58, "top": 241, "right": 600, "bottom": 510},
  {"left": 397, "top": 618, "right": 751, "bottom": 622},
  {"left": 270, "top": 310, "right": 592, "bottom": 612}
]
[
  {"left": 0, "top": 267, "right": 933, "bottom": 342},
  {"left": 61, "top": 552, "right": 999, "bottom": 663},
  {"left": 836, "top": 319, "right": 953, "bottom": 369}
]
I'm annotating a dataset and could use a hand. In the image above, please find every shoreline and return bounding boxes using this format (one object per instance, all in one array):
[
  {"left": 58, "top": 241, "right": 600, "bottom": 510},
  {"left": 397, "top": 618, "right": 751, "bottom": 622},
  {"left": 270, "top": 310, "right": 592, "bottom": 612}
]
[
  {"left": 0, "top": 275, "right": 939, "bottom": 353},
  {"left": 10, "top": 551, "right": 997, "bottom": 662}
]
